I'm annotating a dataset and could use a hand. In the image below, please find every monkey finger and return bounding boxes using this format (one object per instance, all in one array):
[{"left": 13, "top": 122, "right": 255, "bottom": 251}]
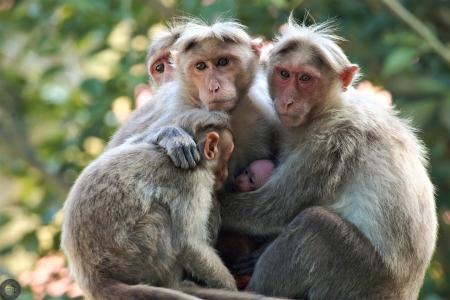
[
  {"left": 168, "top": 149, "right": 183, "bottom": 168},
  {"left": 182, "top": 145, "right": 198, "bottom": 169}
]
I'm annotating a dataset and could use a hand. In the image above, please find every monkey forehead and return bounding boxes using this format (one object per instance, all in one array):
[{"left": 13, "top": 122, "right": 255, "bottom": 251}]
[
  {"left": 146, "top": 32, "right": 175, "bottom": 65},
  {"left": 179, "top": 38, "right": 248, "bottom": 61},
  {"left": 174, "top": 20, "right": 252, "bottom": 54},
  {"left": 270, "top": 18, "right": 350, "bottom": 74}
]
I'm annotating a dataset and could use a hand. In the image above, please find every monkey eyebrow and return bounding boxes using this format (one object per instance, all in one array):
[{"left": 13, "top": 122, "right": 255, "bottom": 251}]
[
  {"left": 275, "top": 41, "right": 299, "bottom": 55},
  {"left": 184, "top": 40, "right": 197, "bottom": 52},
  {"left": 150, "top": 53, "right": 170, "bottom": 66}
]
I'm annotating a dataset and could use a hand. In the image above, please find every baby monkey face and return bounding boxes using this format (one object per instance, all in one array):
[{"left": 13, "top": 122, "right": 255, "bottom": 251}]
[{"left": 234, "top": 159, "right": 275, "bottom": 193}]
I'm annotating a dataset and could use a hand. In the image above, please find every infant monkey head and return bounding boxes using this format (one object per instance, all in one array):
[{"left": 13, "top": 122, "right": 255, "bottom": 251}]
[
  {"left": 176, "top": 109, "right": 235, "bottom": 190},
  {"left": 202, "top": 129, "right": 234, "bottom": 189},
  {"left": 234, "top": 159, "right": 275, "bottom": 193}
]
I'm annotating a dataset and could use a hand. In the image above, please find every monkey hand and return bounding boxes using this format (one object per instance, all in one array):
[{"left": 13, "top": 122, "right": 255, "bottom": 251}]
[
  {"left": 149, "top": 125, "right": 201, "bottom": 169},
  {"left": 232, "top": 242, "right": 270, "bottom": 276}
]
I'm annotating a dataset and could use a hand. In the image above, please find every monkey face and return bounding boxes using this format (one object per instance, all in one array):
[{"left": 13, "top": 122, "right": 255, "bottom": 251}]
[
  {"left": 269, "top": 63, "right": 322, "bottom": 127},
  {"left": 177, "top": 39, "right": 257, "bottom": 112},
  {"left": 234, "top": 159, "right": 275, "bottom": 193}
]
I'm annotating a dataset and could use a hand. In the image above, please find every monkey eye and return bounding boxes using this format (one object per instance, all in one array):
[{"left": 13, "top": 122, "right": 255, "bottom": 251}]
[
  {"left": 217, "top": 58, "right": 229, "bottom": 67},
  {"left": 196, "top": 62, "right": 207, "bottom": 70},
  {"left": 155, "top": 63, "right": 164, "bottom": 73},
  {"left": 299, "top": 75, "right": 311, "bottom": 82},
  {"left": 280, "top": 70, "right": 290, "bottom": 79},
  {"left": 244, "top": 168, "right": 249, "bottom": 175},
  {"left": 249, "top": 177, "right": 254, "bottom": 185}
]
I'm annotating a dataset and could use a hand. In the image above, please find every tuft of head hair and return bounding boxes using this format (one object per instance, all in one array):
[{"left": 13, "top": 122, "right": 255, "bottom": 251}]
[
  {"left": 270, "top": 13, "right": 355, "bottom": 76},
  {"left": 171, "top": 16, "right": 252, "bottom": 54}
]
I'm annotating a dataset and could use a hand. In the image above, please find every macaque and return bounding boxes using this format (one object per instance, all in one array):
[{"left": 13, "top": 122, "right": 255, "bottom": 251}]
[
  {"left": 106, "top": 18, "right": 280, "bottom": 193},
  {"left": 62, "top": 110, "right": 285, "bottom": 300},
  {"left": 234, "top": 159, "right": 275, "bottom": 193},
  {"left": 217, "top": 17, "right": 437, "bottom": 300},
  {"left": 228, "top": 159, "right": 276, "bottom": 290}
]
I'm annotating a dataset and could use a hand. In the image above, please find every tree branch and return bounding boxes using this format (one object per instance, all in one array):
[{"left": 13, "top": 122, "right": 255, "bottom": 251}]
[
  {"left": 0, "top": 85, "right": 71, "bottom": 199},
  {"left": 379, "top": 0, "right": 450, "bottom": 68}
]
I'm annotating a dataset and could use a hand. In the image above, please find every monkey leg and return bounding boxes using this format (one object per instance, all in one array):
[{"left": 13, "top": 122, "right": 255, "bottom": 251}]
[{"left": 249, "top": 206, "right": 394, "bottom": 300}]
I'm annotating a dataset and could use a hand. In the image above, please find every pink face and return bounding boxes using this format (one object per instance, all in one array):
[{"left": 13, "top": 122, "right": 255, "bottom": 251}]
[
  {"left": 270, "top": 63, "right": 324, "bottom": 127},
  {"left": 269, "top": 50, "right": 358, "bottom": 128},
  {"left": 234, "top": 159, "right": 275, "bottom": 193}
]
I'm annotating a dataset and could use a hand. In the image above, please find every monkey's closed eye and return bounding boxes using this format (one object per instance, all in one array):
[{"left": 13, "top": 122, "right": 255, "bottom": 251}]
[
  {"left": 155, "top": 64, "right": 164, "bottom": 73},
  {"left": 217, "top": 58, "right": 229, "bottom": 67},
  {"left": 196, "top": 62, "right": 207, "bottom": 70},
  {"left": 280, "top": 70, "right": 290, "bottom": 79},
  {"left": 299, "top": 75, "right": 311, "bottom": 82}
]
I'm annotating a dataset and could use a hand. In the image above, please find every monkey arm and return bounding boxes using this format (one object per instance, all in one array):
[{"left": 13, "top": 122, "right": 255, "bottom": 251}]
[
  {"left": 172, "top": 191, "right": 236, "bottom": 291},
  {"left": 180, "top": 241, "right": 237, "bottom": 291},
  {"left": 219, "top": 124, "right": 364, "bottom": 236},
  {"left": 149, "top": 125, "right": 201, "bottom": 169}
]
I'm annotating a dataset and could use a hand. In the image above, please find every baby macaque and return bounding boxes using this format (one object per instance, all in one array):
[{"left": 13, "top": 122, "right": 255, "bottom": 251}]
[
  {"left": 234, "top": 159, "right": 275, "bottom": 193},
  {"left": 62, "top": 109, "right": 240, "bottom": 300}
]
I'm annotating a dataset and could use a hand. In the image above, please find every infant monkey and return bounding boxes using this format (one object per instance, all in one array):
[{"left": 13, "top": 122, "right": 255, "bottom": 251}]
[
  {"left": 61, "top": 109, "right": 237, "bottom": 300},
  {"left": 234, "top": 159, "right": 275, "bottom": 193},
  {"left": 232, "top": 159, "right": 275, "bottom": 290}
]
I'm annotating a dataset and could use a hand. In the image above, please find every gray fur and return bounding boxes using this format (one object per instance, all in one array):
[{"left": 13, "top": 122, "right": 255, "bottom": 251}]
[
  {"left": 106, "top": 18, "right": 280, "bottom": 191},
  {"left": 219, "top": 19, "right": 437, "bottom": 300},
  {"left": 62, "top": 110, "right": 240, "bottom": 300}
]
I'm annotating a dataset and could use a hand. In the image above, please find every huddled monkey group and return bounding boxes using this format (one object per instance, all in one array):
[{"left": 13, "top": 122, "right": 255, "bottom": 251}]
[{"left": 61, "top": 15, "right": 437, "bottom": 300}]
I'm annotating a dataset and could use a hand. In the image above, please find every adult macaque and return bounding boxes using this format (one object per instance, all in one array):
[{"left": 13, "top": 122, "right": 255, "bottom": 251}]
[
  {"left": 62, "top": 109, "right": 283, "bottom": 300},
  {"left": 106, "top": 18, "right": 279, "bottom": 192},
  {"left": 218, "top": 17, "right": 437, "bottom": 299}
]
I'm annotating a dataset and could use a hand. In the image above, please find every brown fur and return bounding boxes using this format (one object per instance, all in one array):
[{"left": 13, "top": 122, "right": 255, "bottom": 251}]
[{"left": 219, "top": 17, "right": 437, "bottom": 300}]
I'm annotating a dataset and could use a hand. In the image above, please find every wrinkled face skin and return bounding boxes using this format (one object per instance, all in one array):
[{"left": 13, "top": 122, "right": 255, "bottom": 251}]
[
  {"left": 149, "top": 52, "right": 174, "bottom": 88},
  {"left": 234, "top": 159, "right": 275, "bottom": 193},
  {"left": 179, "top": 39, "right": 257, "bottom": 112},
  {"left": 213, "top": 131, "right": 235, "bottom": 189},
  {"left": 268, "top": 47, "right": 336, "bottom": 127}
]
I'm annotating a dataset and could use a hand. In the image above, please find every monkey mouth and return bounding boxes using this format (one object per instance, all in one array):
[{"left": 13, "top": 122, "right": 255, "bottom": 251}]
[
  {"left": 278, "top": 113, "right": 302, "bottom": 119},
  {"left": 209, "top": 99, "right": 233, "bottom": 104}
]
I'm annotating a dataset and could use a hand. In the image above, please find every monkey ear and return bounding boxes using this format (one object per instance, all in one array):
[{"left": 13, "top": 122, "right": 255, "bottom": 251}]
[
  {"left": 204, "top": 132, "right": 220, "bottom": 160},
  {"left": 170, "top": 50, "right": 179, "bottom": 68},
  {"left": 250, "top": 38, "right": 263, "bottom": 58},
  {"left": 340, "top": 64, "right": 359, "bottom": 92}
]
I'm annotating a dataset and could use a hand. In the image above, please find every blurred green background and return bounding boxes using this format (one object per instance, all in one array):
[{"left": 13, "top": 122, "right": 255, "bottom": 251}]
[{"left": 1, "top": 0, "right": 449, "bottom": 299}]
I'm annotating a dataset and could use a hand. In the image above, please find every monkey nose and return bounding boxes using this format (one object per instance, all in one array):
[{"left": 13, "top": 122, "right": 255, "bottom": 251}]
[{"left": 209, "top": 81, "right": 220, "bottom": 92}]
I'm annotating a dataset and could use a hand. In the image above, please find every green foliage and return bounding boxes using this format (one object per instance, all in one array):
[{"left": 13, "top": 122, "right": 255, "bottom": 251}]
[{"left": 0, "top": 0, "right": 449, "bottom": 299}]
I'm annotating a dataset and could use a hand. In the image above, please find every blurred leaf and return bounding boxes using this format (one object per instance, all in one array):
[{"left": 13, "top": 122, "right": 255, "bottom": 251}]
[
  {"left": 389, "top": 75, "right": 448, "bottom": 95},
  {"left": 20, "top": 231, "right": 39, "bottom": 252},
  {"left": 81, "top": 78, "right": 105, "bottom": 96},
  {"left": 383, "top": 47, "right": 420, "bottom": 76}
]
